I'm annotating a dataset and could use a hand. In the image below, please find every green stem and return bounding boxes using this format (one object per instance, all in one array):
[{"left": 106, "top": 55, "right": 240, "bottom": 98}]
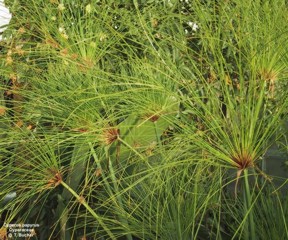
[
  {"left": 243, "top": 169, "right": 256, "bottom": 240},
  {"left": 89, "top": 143, "right": 133, "bottom": 240},
  {"left": 60, "top": 180, "right": 116, "bottom": 240},
  {"left": 118, "top": 137, "right": 153, "bottom": 169},
  {"left": 153, "top": 121, "right": 161, "bottom": 145},
  {"left": 261, "top": 154, "right": 266, "bottom": 185},
  {"left": 107, "top": 153, "right": 133, "bottom": 240},
  {"left": 118, "top": 137, "right": 143, "bottom": 159}
]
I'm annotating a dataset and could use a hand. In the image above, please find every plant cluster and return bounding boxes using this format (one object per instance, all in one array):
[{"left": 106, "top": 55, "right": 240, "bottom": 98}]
[{"left": 0, "top": 0, "right": 287, "bottom": 239}]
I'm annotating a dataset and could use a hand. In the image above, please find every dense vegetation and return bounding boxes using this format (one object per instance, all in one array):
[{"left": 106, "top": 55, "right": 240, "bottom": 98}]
[{"left": 0, "top": 0, "right": 287, "bottom": 239}]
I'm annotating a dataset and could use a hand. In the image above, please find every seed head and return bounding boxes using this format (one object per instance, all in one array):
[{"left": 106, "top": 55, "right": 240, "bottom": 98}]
[{"left": 102, "top": 127, "right": 119, "bottom": 145}]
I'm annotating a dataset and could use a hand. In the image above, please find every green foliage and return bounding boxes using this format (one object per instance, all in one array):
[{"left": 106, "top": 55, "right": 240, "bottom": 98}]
[{"left": 0, "top": 0, "right": 288, "bottom": 239}]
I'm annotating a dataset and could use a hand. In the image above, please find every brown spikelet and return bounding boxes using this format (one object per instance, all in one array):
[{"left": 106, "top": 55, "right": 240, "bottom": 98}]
[
  {"left": 145, "top": 113, "right": 160, "bottom": 122},
  {"left": 259, "top": 68, "right": 278, "bottom": 98},
  {"left": 0, "top": 106, "right": 6, "bottom": 116},
  {"left": 259, "top": 68, "right": 278, "bottom": 82},
  {"left": 95, "top": 168, "right": 102, "bottom": 177},
  {"left": 151, "top": 18, "right": 159, "bottom": 28},
  {"left": 231, "top": 150, "right": 255, "bottom": 197},
  {"left": 60, "top": 48, "right": 69, "bottom": 56},
  {"left": 18, "top": 27, "right": 26, "bottom": 34},
  {"left": 46, "top": 169, "right": 62, "bottom": 188},
  {"left": 78, "top": 196, "right": 86, "bottom": 204},
  {"left": 45, "top": 38, "right": 60, "bottom": 49},
  {"left": 231, "top": 151, "right": 254, "bottom": 170},
  {"left": 102, "top": 127, "right": 119, "bottom": 145}
]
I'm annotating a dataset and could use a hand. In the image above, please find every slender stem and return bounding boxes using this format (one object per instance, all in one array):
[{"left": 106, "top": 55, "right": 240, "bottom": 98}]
[
  {"left": 242, "top": 188, "right": 249, "bottom": 240},
  {"left": 154, "top": 121, "right": 161, "bottom": 145},
  {"left": 90, "top": 143, "right": 133, "bottom": 240},
  {"left": 60, "top": 207, "right": 69, "bottom": 240},
  {"left": 89, "top": 143, "right": 114, "bottom": 196},
  {"left": 117, "top": 137, "right": 153, "bottom": 169},
  {"left": 106, "top": 148, "right": 133, "bottom": 240},
  {"left": 261, "top": 154, "right": 266, "bottom": 185},
  {"left": 60, "top": 180, "right": 116, "bottom": 240},
  {"left": 117, "top": 137, "right": 144, "bottom": 160},
  {"left": 243, "top": 169, "right": 256, "bottom": 240}
]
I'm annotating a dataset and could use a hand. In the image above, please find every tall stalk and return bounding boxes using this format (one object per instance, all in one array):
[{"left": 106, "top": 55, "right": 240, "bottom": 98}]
[
  {"left": 243, "top": 169, "right": 256, "bottom": 240},
  {"left": 60, "top": 180, "right": 116, "bottom": 240},
  {"left": 106, "top": 147, "right": 133, "bottom": 240}
]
